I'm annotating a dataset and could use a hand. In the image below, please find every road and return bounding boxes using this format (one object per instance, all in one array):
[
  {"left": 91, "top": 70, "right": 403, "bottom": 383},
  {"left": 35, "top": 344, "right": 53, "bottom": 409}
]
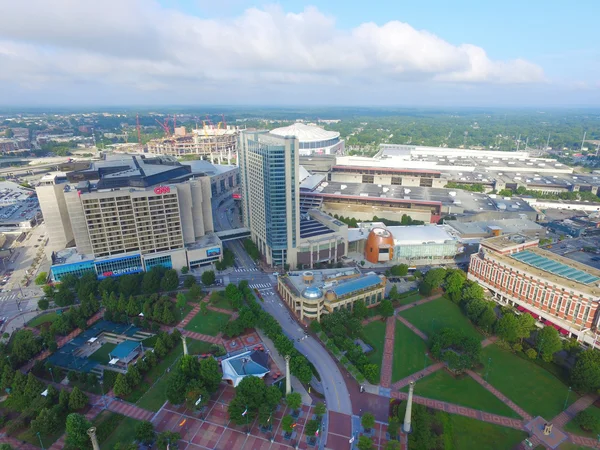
[{"left": 212, "top": 193, "right": 353, "bottom": 414}]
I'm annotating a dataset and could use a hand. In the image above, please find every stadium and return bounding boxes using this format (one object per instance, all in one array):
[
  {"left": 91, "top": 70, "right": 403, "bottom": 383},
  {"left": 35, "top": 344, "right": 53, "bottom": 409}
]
[{"left": 269, "top": 123, "right": 344, "bottom": 156}]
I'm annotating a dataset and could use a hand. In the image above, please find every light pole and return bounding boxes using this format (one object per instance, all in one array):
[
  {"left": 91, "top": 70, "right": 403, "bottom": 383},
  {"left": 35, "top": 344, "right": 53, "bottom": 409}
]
[
  {"left": 484, "top": 357, "right": 492, "bottom": 383},
  {"left": 36, "top": 431, "right": 45, "bottom": 450},
  {"left": 564, "top": 386, "right": 572, "bottom": 410},
  {"left": 49, "top": 367, "right": 55, "bottom": 383}
]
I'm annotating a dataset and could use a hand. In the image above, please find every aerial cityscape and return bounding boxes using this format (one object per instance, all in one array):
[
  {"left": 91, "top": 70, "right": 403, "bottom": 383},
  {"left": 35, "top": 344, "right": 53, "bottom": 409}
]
[{"left": 0, "top": 1, "right": 600, "bottom": 450}]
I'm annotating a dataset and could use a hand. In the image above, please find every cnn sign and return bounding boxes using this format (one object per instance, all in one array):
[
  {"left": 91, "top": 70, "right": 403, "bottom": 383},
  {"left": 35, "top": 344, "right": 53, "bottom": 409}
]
[{"left": 154, "top": 186, "right": 171, "bottom": 195}]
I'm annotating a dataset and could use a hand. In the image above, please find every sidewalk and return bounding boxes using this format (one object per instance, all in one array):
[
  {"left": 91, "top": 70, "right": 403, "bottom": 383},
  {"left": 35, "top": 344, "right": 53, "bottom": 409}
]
[{"left": 255, "top": 328, "right": 312, "bottom": 406}]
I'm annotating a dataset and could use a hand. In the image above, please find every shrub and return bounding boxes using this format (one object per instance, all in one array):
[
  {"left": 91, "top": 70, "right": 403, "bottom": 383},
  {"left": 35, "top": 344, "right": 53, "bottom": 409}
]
[
  {"left": 525, "top": 348, "right": 537, "bottom": 359},
  {"left": 575, "top": 410, "right": 600, "bottom": 433}
]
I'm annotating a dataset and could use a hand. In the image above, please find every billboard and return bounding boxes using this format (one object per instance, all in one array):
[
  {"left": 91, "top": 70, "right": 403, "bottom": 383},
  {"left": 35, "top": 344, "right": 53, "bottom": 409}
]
[{"left": 207, "top": 247, "right": 221, "bottom": 257}]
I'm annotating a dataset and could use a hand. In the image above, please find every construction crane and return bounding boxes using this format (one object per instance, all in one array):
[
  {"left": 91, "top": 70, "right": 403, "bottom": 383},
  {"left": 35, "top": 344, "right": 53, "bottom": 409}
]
[
  {"left": 155, "top": 118, "right": 170, "bottom": 137},
  {"left": 173, "top": 114, "right": 177, "bottom": 131},
  {"left": 221, "top": 114, "right": 227, "bottom": 129},
  {"left": 136, "top": 114, "right": 142, "bottom": 149}
]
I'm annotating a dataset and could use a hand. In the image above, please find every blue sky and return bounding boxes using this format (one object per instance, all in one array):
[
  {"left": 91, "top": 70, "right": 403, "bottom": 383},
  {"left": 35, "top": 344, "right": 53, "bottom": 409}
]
[{"left": 0, "top": 0, "right": 598, "bottom": 106}]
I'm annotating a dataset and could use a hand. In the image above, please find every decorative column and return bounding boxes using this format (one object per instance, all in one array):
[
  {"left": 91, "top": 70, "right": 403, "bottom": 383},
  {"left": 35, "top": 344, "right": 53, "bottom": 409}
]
[
  {"left": 403, "top": 381, "right": 415, "bottom": 434},
  {"left": 285, "top": 355, "right": 292, "bottom": 395},
  {"left": 182, "top": 335, "right": 188, "bottom": 356},
  {"left": 87, "top": 427, "right": 100, "bottom": 450}
]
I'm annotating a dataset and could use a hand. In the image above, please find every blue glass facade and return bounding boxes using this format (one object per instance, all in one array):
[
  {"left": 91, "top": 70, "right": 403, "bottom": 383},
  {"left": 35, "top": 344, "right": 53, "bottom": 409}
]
[
  {"left": 144, "top": 255, "right": 173, "bottom": 270},
  {"left": 95, "top": 254, "right": 143, "bottom": 279},
  {"left": 51, "top": 260, "right": 96, "bottom": 282}
]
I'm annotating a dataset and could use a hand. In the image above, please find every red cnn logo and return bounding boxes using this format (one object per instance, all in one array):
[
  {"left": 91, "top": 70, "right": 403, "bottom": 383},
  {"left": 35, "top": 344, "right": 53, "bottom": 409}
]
[{"left": 154, "top": 186, "right": 171, "bottom": 195}]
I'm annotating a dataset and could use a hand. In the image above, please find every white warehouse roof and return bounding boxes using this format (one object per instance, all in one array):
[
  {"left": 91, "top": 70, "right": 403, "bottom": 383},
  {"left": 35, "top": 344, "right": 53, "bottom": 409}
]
[{"left": 270, "top": 123, "right": 339, "bottom": 143}]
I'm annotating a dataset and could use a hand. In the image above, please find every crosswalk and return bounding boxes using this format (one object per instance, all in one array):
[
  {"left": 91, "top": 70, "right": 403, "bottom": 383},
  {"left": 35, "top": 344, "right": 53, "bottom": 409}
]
[
  {"left": 250, "top": 283, "right": 272, "bottom": 289},
  {"left": 234, "top": 268, "right": 260, "bottom": 272},
  {"left": 0, "top": 293, "right": 18, "bottom": 302}
]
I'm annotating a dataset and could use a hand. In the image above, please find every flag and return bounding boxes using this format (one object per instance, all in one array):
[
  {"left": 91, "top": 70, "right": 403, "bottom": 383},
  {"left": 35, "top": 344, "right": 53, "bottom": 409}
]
[
  {"left": 349, "top": 436, "right": 355, "bottom": 443},
  {"left": 179, "top": 418, "right": 187, "bottom": 427},
  {"left": 292, "top": 423, "right": 297, "bottom": 428},
  {"left": 241, "top": 408, "right": 248, "bottom": 416},
  {"left": 315, "top": 427, "right": 320, "bottom": 437}
]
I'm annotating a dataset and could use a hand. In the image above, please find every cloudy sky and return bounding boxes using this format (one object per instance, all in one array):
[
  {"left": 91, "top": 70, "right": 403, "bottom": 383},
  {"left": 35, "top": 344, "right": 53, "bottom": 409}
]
[{"left": 0, "top": 0, "right": 598, "bottom": 107}]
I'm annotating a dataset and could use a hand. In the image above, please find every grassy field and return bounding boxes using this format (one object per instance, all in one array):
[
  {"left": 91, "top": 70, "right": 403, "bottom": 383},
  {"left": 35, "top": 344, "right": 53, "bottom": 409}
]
[
  {"left": 18, "top": 420, "right": 65, "bottom": 448},
  {"left": 173, "top": 303, "right": 193, "bottom": 323},
  {"left": 89, "top": 342, "right": 118, "bottom": 364},
  {"left": 395, "top": 291, "right": 423, "bottom": 306},
  {"left": 392, "top": 320, "right": 432, "bottom": 383},
  {"left": 479, "top": 344, "right": 577, "bottom": 418},
  {"left": 363, "top": 320, "right": 386, "bottom": 382},
  {"left": 400, "top": 369, "right": 522, "bottom": 418},
  {"left": 210, "top": 291, "right": 234, "bottom": 310},
  {"left": 398, "top": 297, "right": 483, "bottom": 341},
  {"left": 444, "top": 413, "right": 528, "bottom": 449},
  {"left": 136, "top": 339, "right": 215, "bottom": 411},
  {"left": 28, "top": 312, "right": 60, "bottom": 328},
  {"left": 184, "top": 309, "right": 230, "bottom": 335},
  {"left": 94, "top": 411, "right": 140, "bottom": 450},
  {"left": 563, "top": 404, "right": 600, "bottom": 438}
]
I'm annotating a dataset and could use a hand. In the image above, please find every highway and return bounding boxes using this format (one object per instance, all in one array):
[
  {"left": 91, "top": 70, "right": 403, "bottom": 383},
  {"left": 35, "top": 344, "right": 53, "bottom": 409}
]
[{"left": 212, "top": 194, "right": 352, "bottom": 414}]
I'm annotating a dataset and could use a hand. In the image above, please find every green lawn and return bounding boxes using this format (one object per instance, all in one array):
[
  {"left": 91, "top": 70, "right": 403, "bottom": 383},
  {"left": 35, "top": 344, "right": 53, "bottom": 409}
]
[
  {"left": 400, "top": 369, "right": 522, "bottom": 418},
  {"left": 399, "top": 297, "right": 483, "bottom": 341},
  {"left": 363, "top": 321, "right": 386, "bottom": 382},
  {"left": 89, "top": 342, "right": 118, "bottom": 364},
  {"left": 27, "top": 312, "right": 60, "bottom": 328},
  {"left": 184, "top": 309, "right": 230, "bottom": 335},
  {"left": 395, "top": 291, "right": 423, "bottom": 306},
  {"left": 392, "top": 321, "right": 433, "bottom": 383},
  {"left": 210, "top": 291, "right": 234, "bottom": 310},
  {"left": 563, "top": 404, "right": 600, "bottom": 438},
  {"left": 445, "top": 413, "right": 528, "bottom": 449},
  {"left": 136, "top": 339, "right": 216, "bottom": 411},
  {"left": 479, "top": 344, "right": 577, "bottom": 418},
  {"left": 94, "top": 411, "right": 140, "bottom": 450},
  {"left": 174, "top": 303, "right": 193, "bottom": 323}
]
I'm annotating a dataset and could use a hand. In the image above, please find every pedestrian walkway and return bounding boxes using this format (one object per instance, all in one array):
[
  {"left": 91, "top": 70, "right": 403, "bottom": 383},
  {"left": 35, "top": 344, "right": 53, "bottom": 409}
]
[
  {"left": 48, "top": 434, "right": 66, "bottom": 450},
  {"left": 379, "top": 316, "right": 396, "bottom": 388},
  {"left": 390, "top": 390, "right": 526, "bottom": 431},
  {"left": 361, "top": 315, "right": 383, "bottom": 326},
  {"left": 0, "top": 436, "right": 38, "bottom": 450},
  {"left": 396, "top": 315, "right": 429, "bottom": 341},
  {"left": 177, "top": 299, "right": 205, "bottom": 328},
  {"left": 391, "top": 362, "right": 445, "bottom": 390},
  {"left": 552, "top": 393, "right": 599, "bottom": 427},
  {"left": 466, "top": 370, "right": 532, "bottom": 421},
  {"left": 206, "top": 304, "right": 235, "bottom": 316},
  {"left": 181, "top": 329, "right": 223, "bottom": 345},
  {"left": 234, "top": 267, "right": 260, "bottom": 272},
  {"left": 108, "top": 399, "right": 154, "bottom": 421},
  {"left": 249, "top": 283, "right": 273, "bottom": 289},
  {"left": 515, "top": 433, "right": 541, "bottom": 450},
  {"left": 481, "top": 336, "right": 498, "bottom": 348}
]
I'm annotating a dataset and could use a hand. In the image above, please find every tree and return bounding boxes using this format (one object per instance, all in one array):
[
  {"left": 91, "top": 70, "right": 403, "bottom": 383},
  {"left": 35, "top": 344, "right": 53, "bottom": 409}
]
[
  {"left": 304, "top": 419, "right": 320, "bottom": 438},
  {"left": 423, "top": 268, "right": 446, "bottom": 290},
  {"left": 496, "top": 314, "right": 520, "bottom": 343},
  {"left": 68, "top": 386, "right": 89, "bottom": 411},
  {"left": 391, "top": 264, "right": 408, "bottom": 276},
  {"left": 38, "top": 298, "right": 50, "bottom": 310},
  {"left": 362, "top": 364, "right": 380, "bottom": 384},
  {"left": 285, "top": 392, "right": 302, "bottom": 413},
  {"left": 176, "top": 293, "right": 187, "bottom": 310},
  {"left": 183, "top": 275, "right": 195, "bottom": 288},
  {"left": 11, "top": 329, "right": 42, "bottom": 364},
  {"left": 445, "top": 270, "right": 466, "bottom": 303},
  {"left": 188, "top": 284, "right": 202, "bottom": 301},
  {"left": 65, "top": 413, "right": 91, "bottom": 450},
  {"left": 385, "top": 441, "right": 401, "bottom": 450},
  {"left": 35, "top": 272, "right": 48, "bottom": 285},
  {"left": 0, "top": 444, "right": 14, "bottom": 450},
  {"left": 157, "top": 431, "right": 181, "bottom": 450},
  {"left": 379, "top": 299, "right": 394, "bottom": 318},
  {"left": 126, "top": 296, "right": 140, "bottom": 317},
  {"left": 571, "top": 349, "right": 600, "bottom": 392},
  {"left": 135, "top": 421, "right": 155, "bottom": 444},
  {"left": 113, "top": 373, "right": 131, "bottom": 398},
  {"left": 281, "top": 415, "right": 295, "bottom": 434},
  {"left": 161, "top": 304, "right": 175, "bottom": 324},
  {"left": 575, "top": 410, "right": 600, "bottom": 433},
  {"left": 418, "top": 281, "right": 433, "bottom": 296},
  {"left": 201, "top": 270, "right": 216, "bottom": 286},
  {"left": 126, "top": 365, "right": 142, "bottom": 386},
  {"left": 314, "top": 402, "right": 326, "bottom": 417},
  {"left": 462, "top": 281, "right": 485, "bottom": 303},
  {"left": 31, "top": 407, "right": 58, "bottom": 435},
  {"left": 142, "top": 269, "right": 162, "bottom": 294},
  {"left": 516, "top": 314, "right": 536, "bottom": 342},
  {"left": 352, "top": 300, "right": 369, "bottom": 320},
  {"left": 536, "top": 326, "right": 563, "bottom": 362},
  {"left": 526, "top": 348, "right": 537, "bottom": 359},
  {"left": 166, "top": 371, "right": 187, "bottom": 405},
  {"left": 199, "top": 357, "right": 222, "bottom": 393},
  {"left": 200, "top": 301, "right": 208, "bottom": 315},
  {"left": 54, "top": 283, "right": 75, "bottom": 307},
  {"left": 358, "top": 436, "right": 374, "bottom": 450},
  {"left": 387, "top": 416, "right": 400, "bottom": 439},
  {"left": 161, "top": 269, "right": 179, "bottom": 292},
  {"left": 58, "top": 389, "right": 70, "bottom": 411},
  {"left": 114, "top": 444, "right": 137, "bottom": 450},
  {"left": 181, "top": 266, "right": 189, "bottom": 274},
  {"left": 361, "top": 412, "right": 375, "bottom": 432}
]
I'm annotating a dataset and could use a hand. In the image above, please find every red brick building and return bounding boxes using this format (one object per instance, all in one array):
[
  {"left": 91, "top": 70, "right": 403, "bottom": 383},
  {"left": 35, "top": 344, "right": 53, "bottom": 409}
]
[{"left": 468, "top": 234, "right": 600, "bottom": 347}]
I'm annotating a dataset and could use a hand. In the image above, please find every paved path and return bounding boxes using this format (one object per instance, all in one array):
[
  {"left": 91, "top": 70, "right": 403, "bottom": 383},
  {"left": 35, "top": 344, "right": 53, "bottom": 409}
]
[
  {"left": 466, "top": 370, "right": 532, "bottom": 421},
  {"left": 379, "top": 316, "right": 396, "bottom": 388},
  {"left": 108, "top": 399, "right": 154, "bottom": 421},
  {"left": 0, "top": 436, "right": 38, "bottom": 450},
  {"left": 552, "top": 394, "right": 599, "bottom": 427},
  {"left": 48, "top": 434, "right": 66, "bottom": 450},
  {"left": 481, "top": 336, "right": 499, "bottom": 348},
  {"left": 396, "top": 315, "right": 429, "bottom": 341},
  {"left": 391, "top": 362, "right": 445, "bottom": 390},
  {"left": 515, "top": 433, "right": 541, "bottom": 450},
  {"left": 395, "top": 292, "right": 443, "bottom": 313},
  {"left": 181, "top": 329, "right": 223, "bottom": 345},
  {"left": 390, "top": 390, "right": 526, "bottom": 430},
  {"left": 361, "top": 315, "right": 383, "bottom": 326},
  {"left": 178, "top": 302, "right": 203, "bottom": 328}
]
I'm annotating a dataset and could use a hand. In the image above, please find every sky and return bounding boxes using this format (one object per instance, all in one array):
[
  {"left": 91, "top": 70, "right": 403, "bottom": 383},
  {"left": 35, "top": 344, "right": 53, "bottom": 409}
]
[{"left": 0, "top": 0, "right": 598, "bottom": 107}]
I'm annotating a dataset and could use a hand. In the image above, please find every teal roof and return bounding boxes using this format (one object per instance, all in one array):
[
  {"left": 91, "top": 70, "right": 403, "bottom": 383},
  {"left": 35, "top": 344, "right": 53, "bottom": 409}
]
[
  {"left": 332, "top": 274, "right": 383, "bottom": 297},
  {"left": 512, "top": 250, "right": 600, "bottom": 285},
  {"left": 229, "top": 356, "right": 268, "bottom": 375},
  {"left": 109, "top": 340, "right": 141, "bottom": 359}
]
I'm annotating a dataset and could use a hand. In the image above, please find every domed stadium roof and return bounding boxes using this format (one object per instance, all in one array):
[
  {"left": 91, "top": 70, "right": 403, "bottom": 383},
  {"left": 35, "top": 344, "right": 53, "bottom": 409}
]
[
  {"left": 302, "top": 286, "right": 324, "bottom": 300},
  {"left": 270, "top": 123, "right": 339, "bottom": 143}
]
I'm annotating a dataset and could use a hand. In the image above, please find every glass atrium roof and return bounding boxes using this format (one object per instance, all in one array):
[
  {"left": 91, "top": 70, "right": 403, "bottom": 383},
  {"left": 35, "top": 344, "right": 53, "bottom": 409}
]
[{"left": 511, "top": 250, "right": 600, "bottom": 285}]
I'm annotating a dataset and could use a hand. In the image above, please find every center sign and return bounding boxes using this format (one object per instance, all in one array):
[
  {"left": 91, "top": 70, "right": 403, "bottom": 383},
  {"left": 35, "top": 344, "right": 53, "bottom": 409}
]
[{"left": 154, "top": 186, "right": 171, "bottom": 195}]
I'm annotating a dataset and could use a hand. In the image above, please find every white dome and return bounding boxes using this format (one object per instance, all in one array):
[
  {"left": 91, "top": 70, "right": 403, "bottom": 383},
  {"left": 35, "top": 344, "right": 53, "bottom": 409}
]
[{"left": 270, "top": 123, "right": 339, "bottom": 143}]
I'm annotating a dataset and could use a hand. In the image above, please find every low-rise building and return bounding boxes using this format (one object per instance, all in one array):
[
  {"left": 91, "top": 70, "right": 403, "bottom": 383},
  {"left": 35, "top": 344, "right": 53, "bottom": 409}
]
[
  {"left": 277, "top": 268, "right": 386, "bottom": 321},
  {"left": 468, "top": 234, "right": 600, "bottom": 347}
]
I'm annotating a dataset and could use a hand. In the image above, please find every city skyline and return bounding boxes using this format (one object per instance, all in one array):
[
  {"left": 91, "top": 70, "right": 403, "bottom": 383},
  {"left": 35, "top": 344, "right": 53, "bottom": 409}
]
[{"left": 0, "top": 0, "right": 598, "bottom": 107}]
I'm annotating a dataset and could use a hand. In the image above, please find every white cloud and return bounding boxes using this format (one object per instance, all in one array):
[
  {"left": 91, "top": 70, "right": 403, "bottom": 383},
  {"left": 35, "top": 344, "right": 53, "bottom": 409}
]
[{"left": 0, "top": 1, "right": 546, "bottom": 98}]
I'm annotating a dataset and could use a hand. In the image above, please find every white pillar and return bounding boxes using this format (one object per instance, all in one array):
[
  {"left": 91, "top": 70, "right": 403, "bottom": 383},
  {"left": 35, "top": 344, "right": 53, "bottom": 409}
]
[
  {"left": 87, "top": 427, "right": 100, "bottom": 450},
  {"left": 403, "top": 381, "right": 415, "bottom": 434},
  {"left": 182, "top": 335, "right": 188, "bottom": 356},
  {"left": 285, "top": 355, "right": 292, "bottom": 395}
]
